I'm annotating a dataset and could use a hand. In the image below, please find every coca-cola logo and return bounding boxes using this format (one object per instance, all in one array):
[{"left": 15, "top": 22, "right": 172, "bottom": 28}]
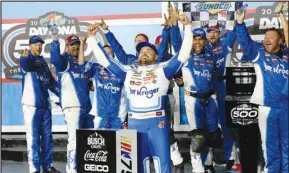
[{"left": 84, "top": 150, "right": 108, "bottom": 162}]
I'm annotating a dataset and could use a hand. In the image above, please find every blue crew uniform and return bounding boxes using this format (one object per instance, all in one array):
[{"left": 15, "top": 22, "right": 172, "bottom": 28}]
[
  {"left": 21, "top": 49, "right": 59, "bottom": 173},
  {"left": 50, "top": 39, "right": 94, "bottom": 173},
  {"left": 236, "top": 22, "right": 288, "bottom": 173}
]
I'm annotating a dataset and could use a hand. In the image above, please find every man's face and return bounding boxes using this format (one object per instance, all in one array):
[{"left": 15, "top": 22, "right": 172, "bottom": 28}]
[
  {"left": 104, "top": 46, "right": 115, "bottom": 58},
  {"left": 207, "top": 30, "right": 220, "bottom": 45},
  {"left": 29, "top": 42, "right": 43, "bottom": 56},
  {"left": 66, "top": 42, "right": 80, "bottom": 58},
  {"left": 134, "top": 36, "right": 148, "bottom": 48},
  {"left": 138, "top": 46, "right": 157, "bottom": 66},
  {"left": 263, "top": 31, "right": 282, "bottom": 53},
  {"left": 193, "top": 36, "right": 206, "bottom": 53}
]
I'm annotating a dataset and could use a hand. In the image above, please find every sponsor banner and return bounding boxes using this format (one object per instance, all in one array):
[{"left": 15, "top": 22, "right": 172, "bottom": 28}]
[
  {"left": 2, "top": 11, "right": 108, "bottom": 81},
  {"left": 76, "top": 129, "right": 137, "bottom": 173},
  {"left": 77, "top": 129, "right": 116, "bottom": 173},
  {"left": 225, "top": 100, "right": 259, "bottom": 128},
  {"left": 116, "top": 130, "right": 138, "bottom": 173}
]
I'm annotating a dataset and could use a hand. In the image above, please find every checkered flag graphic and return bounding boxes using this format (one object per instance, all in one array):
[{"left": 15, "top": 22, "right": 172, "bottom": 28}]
[{"left": 178, "top": 2, "right": 243, "bottom": 31}]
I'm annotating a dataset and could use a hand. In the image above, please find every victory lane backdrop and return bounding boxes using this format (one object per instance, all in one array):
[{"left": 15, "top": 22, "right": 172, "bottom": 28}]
[{"left": 2, "top": 11, "right": 108, "bottom": 132}]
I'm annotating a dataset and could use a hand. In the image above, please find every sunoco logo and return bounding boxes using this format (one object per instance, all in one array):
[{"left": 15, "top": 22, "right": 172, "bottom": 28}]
[
  {"left": 195, "top": 2, "right": 232, "bottom": 14},
  {"left": 2, "top": 11, "right": 107, "bottom": 80}
]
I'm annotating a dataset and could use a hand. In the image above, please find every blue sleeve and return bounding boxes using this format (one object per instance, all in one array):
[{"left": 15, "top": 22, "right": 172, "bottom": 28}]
[
  {"left": 91, "top": 39, "right": 128, "bottom": 81},
  {"left": 282, "top": 77, "right": 288, "bottom": 97},
  {"left": 173, "top": 69, "right": 184, "bottom": 87},
  {"left": 50, "top": 40, "right": 68, "bottom": 72},
  {"left": 224, "top": 30, "right": 237, "bottom": 48},
  {"left": 163, "top": 53, "right": 183, "bottom": 80},
  {"left": 48, "top": 79, "right": 59, "bottom": 97},
  {"left": 156, "top": 27, "right": 170, "bottom": 63},
  {"left": 20, "top": 56, "right": 35, "bottom": 72},
  {"left": 170, "top": 25, "right": 183, "bottom": 53},
  {"left": 105, "top": 31, "right": 137, "bottom": 65},
  {"left": 236, "top": 23, "right": 260, "bottom": 61}
]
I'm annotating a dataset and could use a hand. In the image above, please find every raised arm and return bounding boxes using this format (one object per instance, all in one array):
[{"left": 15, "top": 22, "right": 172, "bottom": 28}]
[
  {"left": 87, "top": 24, "right": 128, "bottom": 81},
  {"left": 223, "top": 29, "right": 237, "bottom": 49},
  {"left": 235, "top": 9, "right": 260, "bottom": 62},
  {"left": 163, "top": 14, "right": 193, "bottom": 80},
  {"left": 279, "top": 11, "right": 288, "bottom": 47},
  {"left": 97, "top": 19, "right": 137, "bottom": 65},
  {"left": 78, "top": 37, "right": 87, "bottom": 65},
  {"left": 156, "top": 14, "right": 171, "bottom": 63},
  {"left": 170, "top": 5, "right": 183, "bottom": 53},
  {"left": 20, "top": 49, "right": 35, "bottom": 72},
  {"left": 50, "top": 39, "right": 68, "bottom": 72}
]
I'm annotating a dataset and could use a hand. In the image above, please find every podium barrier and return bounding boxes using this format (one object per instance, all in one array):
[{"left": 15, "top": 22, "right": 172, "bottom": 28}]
[{"left": 76, "top": 129, "right": 138, "bottom": 173}]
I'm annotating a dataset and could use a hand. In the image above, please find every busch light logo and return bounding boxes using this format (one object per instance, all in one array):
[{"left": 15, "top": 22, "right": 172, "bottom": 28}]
[
  {"left": 87, "top": 132, "right": 106, "bottom": 149},
  {"left": 129, "top": 86, "right": 159, "bottom": 98},
  {"left": 263, "top": 62, "right": 288, "bottom": 79},
  {"left": 195, "top": 2, "right": 232, "bottom": 14}
]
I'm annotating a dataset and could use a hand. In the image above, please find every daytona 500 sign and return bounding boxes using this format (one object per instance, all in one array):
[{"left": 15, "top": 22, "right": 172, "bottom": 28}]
[{"left": 2, "top": 11, "right": 107, "bottom": 80}]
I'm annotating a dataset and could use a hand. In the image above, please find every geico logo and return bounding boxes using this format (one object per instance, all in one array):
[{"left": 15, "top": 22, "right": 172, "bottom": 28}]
[{"left": 84, "top": 164, "right": 109, "bottom": 172}]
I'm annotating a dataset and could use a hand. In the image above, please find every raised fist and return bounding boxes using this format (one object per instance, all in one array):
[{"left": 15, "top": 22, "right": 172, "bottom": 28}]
[
  {"left": 178, "top": 14, "right": 190, "bottom": 25},
  {"left": 236, "top": 9, "right": 246, "bottom": 24},
  {"left": 20, "top": 49, "right": 29, "bottom": 58},
  {"left": 87, "top": 24, "right": 99, "bottom": 37}
]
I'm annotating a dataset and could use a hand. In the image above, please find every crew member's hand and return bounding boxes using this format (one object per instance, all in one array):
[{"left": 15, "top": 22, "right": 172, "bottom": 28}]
[
  {"left": 20, "top": 49, "right": 29, "bottom": 58},
  {"left": 236, "top": 9, "right": 246, "bottom": 24},
  {"left": 174, "top": 77, "right": 184, "bottom": 86},
  {"left": 95, "top": 18, "right": 109, "bottom": 31},
  {"left": 161, "top": 14, "right": 171, "bottom": 28},
  {"left": 178, "top": 14, "right": 190, "bottom": 25},
  {"left": 87, "top": 24, "right": 99, "bottom": 37},
  {"left": 169, "top": 4, "right": 179, "bottom": 26},
  {"left": 122, "top": 122, "right": 128, "bottom": 129},
  {"left": 80, "top": 37, "right": 87, "bottom": 43}
]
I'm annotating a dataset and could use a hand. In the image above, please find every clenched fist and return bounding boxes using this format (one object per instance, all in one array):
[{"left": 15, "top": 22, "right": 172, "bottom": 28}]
[
  {"left": 236, "top": 9, "right": 246, "bottom": 24},
  {"left": 178, "top": 14, "right": 190, "bottom": 25},
  {"left": 20, "top": 49, "right": 29, "bottom": 58},
  {"left": 87, "top": 24, "right": 99, "bottom": 37}
]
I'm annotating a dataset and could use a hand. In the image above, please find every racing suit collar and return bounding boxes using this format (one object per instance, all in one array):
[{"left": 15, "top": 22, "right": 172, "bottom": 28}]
[
  {"left": 207, "top": 39, "right": 220, "bottom": 48},
  {"left": 28, "top": 50, "right": 43, "bottom": 59},
  {"left": 272, "top": 48, "right": 283, "bottom": 59},
  {"left": 138, "top": 64, "right": 156, "bottom": 69}
]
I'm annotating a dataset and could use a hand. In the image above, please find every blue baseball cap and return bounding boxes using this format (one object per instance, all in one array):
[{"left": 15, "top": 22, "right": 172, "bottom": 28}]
[
  {"left": 192, "top": 28, "right": 206, "bottom": 39},
  {"left": 136, "top": 42, "right": 158, "bottom": 55},
  {"left": 29, "top": 35, "right": 45, "bottom": 45}
]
